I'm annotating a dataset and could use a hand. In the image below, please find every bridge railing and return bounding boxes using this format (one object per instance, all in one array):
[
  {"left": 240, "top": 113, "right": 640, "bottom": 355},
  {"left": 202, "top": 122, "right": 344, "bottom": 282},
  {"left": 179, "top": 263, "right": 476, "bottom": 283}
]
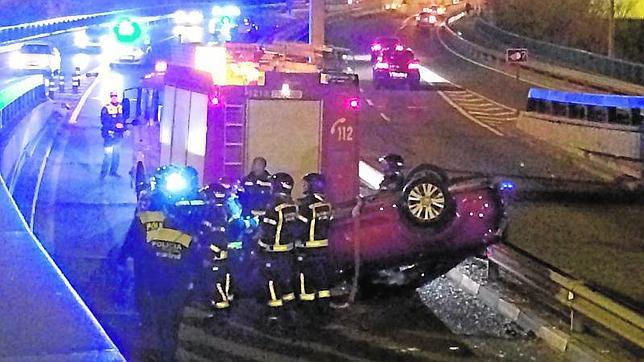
[{"left": 440, "top": 13, "right": 644, "bottom": 95}]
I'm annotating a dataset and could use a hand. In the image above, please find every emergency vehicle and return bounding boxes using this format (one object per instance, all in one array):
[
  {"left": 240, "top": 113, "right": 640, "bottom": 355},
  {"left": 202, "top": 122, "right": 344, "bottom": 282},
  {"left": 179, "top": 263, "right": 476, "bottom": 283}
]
[{"left": 123, "top": 42, "right": 510, "bottom": 289}]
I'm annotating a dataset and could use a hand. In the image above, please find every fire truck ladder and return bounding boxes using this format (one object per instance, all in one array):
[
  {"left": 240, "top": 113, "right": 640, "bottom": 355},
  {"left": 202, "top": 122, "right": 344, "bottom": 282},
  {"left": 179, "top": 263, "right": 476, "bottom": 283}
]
[{"left": 223, "top": 104, "right": 245, "bottom": 177}]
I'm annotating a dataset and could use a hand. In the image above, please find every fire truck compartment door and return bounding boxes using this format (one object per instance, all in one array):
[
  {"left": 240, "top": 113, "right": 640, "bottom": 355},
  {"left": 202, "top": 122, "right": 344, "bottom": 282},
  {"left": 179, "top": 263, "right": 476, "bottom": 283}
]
[
  {"left": 246, "top": 99, "right": 322, "bottom": 198},
  {"left": 160, "top": 86, "right": 208, "bottom": 182}
]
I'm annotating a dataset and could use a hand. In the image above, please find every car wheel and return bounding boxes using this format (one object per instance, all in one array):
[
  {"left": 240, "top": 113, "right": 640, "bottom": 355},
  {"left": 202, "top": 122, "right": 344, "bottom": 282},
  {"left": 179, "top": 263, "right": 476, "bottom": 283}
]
[
  {"left": 399, "top": 174, "right": 454, "bottom": 228},
  {"left": 406, "top": 163, "right": 448, "bottom": 184}
]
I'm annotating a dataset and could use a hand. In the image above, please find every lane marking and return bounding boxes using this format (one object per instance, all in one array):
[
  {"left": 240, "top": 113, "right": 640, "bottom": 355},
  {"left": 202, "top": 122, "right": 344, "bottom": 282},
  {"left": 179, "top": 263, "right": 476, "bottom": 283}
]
[
  {"left": 180, "top": 325, "right": 310, "bottom": 362},
  {"left": 229, "top": 322, "right": 373, "bottom": 362},
  {"left": 468, "top": 110, "right": 516, "bottom": 117},
  {"left": 438, "top": 91, "right": 504, "bottom": 136},
  {"left": 325, "top": 324, "right": 453, "bottom": 361},
  {"left": 379, "top": 112, "right": 392, "bottom": 122},
  {"left": 407, "top": 105, "right": 428, "bottom": 109},
  {"left": 366, "top": 98, "right": 374, "bottom": 106},
  {"left": 69, "top": 66, "right": 103, "bottom": 124}
]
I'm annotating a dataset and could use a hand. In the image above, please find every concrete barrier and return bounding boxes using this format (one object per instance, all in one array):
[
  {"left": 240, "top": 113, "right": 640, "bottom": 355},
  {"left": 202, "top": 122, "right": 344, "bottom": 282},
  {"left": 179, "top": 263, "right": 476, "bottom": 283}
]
[{"left": 517, "top": 112, "right": 642, "bottom": 178}]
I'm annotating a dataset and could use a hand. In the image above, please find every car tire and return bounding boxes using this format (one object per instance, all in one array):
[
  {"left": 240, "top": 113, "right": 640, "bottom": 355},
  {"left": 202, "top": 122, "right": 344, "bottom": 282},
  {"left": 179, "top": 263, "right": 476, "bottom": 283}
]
[
  {"left": 399, "top": 174, "right": 454, "bottom": 228},
  {"left": 406, "top": 163, "right": 448, "bottom": 184}
]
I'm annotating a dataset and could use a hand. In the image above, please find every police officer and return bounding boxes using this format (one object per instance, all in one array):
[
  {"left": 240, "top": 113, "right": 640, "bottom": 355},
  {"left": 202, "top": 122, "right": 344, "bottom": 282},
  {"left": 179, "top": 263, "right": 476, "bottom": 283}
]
[
  {"left": 119, "top": 165, "right": 202, "bottom": 362},
  {"left": 238, "top": 157, "right": 272, "bottom": 218},
  {"left": 199, "top": 182, "right": 234, "bottom": 321},
  {"left": 296, "top": 173, "right": 333, "bottom": 317},
  {"left": 379, "top": 153, "right": 405, "bottom": 191},
  {"left": 256, "top": 172, "right": 300, "bottom": 324},
  {"left": 100, "top": 91, "right": 126, "bottom": 178}
]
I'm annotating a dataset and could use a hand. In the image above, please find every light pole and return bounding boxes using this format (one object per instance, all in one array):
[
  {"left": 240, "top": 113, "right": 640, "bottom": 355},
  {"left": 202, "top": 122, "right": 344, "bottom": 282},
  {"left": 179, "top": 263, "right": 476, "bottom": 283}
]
[
  {"left": 310, "top": 0, "right": 325, "bottom": 47},
  {"left": 607, "top": 0, "right": 615, "bottom": 57}
]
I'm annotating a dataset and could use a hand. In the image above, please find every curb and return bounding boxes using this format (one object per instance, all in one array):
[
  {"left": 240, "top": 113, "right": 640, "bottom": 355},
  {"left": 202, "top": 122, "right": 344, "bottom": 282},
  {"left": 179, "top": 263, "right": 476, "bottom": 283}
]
[{"left": 445, "top": 268, "right": 606, "bottom": 361}]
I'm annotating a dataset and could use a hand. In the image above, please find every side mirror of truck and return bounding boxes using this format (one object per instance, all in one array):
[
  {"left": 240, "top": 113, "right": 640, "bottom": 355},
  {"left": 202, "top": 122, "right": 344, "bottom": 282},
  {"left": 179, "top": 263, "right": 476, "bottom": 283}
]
[{"left": 122, "top": 98, "right": 131, "bottom": 120}]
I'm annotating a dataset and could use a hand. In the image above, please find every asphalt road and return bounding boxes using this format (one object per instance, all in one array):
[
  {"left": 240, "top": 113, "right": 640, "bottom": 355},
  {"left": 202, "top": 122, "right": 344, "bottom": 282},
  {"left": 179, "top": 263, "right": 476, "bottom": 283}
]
[
  {"left": 327, "top": 13, "right": 644, "bottom": 304},
  {"left": 4, "top": 10, "right": 569, "bottom": 362}
]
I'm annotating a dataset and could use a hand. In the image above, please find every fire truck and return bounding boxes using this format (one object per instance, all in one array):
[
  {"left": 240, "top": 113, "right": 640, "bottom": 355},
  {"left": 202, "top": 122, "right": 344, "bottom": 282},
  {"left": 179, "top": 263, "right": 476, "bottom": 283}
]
[{"left": 123, "top": 42, "right": 511, "bottom": 290}]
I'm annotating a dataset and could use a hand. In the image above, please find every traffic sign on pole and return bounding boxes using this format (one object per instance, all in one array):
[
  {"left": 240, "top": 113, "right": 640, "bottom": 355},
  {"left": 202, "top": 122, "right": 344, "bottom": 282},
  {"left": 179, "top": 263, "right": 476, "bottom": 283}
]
[{"left": 506, "top": 48, "right": 528, "bottom": 63}]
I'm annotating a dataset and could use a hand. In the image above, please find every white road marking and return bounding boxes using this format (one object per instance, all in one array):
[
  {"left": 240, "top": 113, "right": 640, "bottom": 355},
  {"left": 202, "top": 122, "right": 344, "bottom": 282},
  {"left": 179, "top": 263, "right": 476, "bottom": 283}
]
[
  {"left": 380, "top": 112, "right": 392, "bottom": 122},
  {"left": 69, "top": 66, "right": 103, "bottom": 124},
  {"left": 438, "top": 91, "right": 504, "bottom": 136},
  {"left": 366, "top": 98, "right": 374, "bottom": 106},
  {"left": 359, "top": 160, "right": 384, "bottom": 190},
  {"left": 468, "top": 110, "right": 516, "bottom": 117}
]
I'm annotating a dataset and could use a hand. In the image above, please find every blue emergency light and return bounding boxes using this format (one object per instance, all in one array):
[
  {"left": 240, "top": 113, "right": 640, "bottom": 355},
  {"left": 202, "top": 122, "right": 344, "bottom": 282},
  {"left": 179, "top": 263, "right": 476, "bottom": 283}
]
[
  {"left": 164, "top": 172, "right": 189, "bottom": 194},
  {"left": 114, "top": 18, "right": 142, "bottom": 43},
  {"left": 498, "top": 180, "right": 516, "bottom": 191}
]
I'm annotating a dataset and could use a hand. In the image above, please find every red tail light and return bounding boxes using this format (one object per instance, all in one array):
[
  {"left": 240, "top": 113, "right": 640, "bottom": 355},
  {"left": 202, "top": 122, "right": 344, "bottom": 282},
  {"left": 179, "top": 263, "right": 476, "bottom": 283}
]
[
  {"left": 408, "top": 62, "right": 420, "bottom": 70},
  {"left": 348, "top": 97, "right": 360, "bottom": 110},
  {"left": 375, "top": 62, "right": 389, "bottom": 70}
]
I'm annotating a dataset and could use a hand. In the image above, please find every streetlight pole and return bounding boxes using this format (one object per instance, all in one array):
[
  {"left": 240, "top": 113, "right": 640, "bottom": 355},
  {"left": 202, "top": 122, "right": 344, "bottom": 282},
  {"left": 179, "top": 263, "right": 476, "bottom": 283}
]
[
  {"left": 607, "top": 0, "right": 615, "bottom": 57},
  {"left": 310, "top": 0, "right": 326, "bottom": 47}
]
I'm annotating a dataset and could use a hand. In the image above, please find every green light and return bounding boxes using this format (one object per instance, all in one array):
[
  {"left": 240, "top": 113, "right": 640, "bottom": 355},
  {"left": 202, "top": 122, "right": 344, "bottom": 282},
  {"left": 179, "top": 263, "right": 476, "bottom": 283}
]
[{"left": 114, "top": 18, "right": 142, "bottom": 43}]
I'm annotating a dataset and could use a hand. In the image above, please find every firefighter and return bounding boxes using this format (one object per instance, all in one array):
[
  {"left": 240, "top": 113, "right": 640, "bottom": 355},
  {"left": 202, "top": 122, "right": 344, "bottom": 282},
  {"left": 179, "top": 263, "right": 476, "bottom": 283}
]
[
  {"left": 118, "top": 165, "right": 202, "bottom": 362},
  {"left": 218, "top": 176, "right": 258, "bottom": 298},
  {"left": 238, "top": 157, "right": 272, "bottom": 218},
  {"left": 100, "top": 91, "right": 126, "bottom": 178},
  {"left": 199, "top": 182, "right": 234, "bottom": 322},
  {"left": 296, "top": 173, "right": 333, "bottom": 318},
  {"left": 256, "top": 172, "right": 300, "bottom": 325},
  {"left": 379, "top": 153, "right": 405, "bottom": 191}
]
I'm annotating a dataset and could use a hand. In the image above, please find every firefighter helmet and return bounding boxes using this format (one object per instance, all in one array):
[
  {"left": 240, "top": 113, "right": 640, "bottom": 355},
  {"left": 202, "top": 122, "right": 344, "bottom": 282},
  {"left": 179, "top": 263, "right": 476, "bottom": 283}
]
[
  {"left": 271, "top": 172, "right": 294, "bottom": 195},
  {"left": 302, "top": 172, "right": 326, "bottom": 194},
  {"left": 379, "top": 153, "right": 405, "bottom": 172},
  {"left": 201, "top": 182, "right": 228, "bottom": 206}
]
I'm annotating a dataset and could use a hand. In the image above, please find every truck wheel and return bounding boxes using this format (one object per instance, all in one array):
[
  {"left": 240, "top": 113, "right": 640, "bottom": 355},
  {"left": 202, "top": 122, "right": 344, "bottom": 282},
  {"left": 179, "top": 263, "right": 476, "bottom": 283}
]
[
  {"left": 135, "top": 161, "right": 146, "bottom": 200},
  {"left": 406, "top": 163, "right": 448, "bottom": 184},
  {"left": 399, "top": 174, "right": 454, "bottom": 228}
]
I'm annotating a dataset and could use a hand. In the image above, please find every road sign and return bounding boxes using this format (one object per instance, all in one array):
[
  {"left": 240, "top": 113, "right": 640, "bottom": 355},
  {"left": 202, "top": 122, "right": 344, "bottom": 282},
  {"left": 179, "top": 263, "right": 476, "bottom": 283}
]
[{"left": 506, "top": 48, "right": 528, "bottom": 63}]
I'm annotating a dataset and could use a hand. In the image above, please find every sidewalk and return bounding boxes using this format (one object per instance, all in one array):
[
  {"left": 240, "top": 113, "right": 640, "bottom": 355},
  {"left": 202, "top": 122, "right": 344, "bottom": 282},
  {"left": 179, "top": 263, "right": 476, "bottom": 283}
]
[{"left": 29, "top": 68, "right": 142, "bottom": 359}]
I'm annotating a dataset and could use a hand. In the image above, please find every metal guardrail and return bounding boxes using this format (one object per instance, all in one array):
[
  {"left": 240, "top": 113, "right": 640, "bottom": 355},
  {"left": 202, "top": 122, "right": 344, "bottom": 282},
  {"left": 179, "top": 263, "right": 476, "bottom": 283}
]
[
  {"left": 476, "top": 19, "right": 644, "bottom": 87},
  {"left": 439, "top": 15, "right": 644, "bottom": 96},
  {"left": 488, "top": 243, "right": 644, "bottom": 350},
  {"left": 0, "top": 75, "right": 46, "bottom": 134}
]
